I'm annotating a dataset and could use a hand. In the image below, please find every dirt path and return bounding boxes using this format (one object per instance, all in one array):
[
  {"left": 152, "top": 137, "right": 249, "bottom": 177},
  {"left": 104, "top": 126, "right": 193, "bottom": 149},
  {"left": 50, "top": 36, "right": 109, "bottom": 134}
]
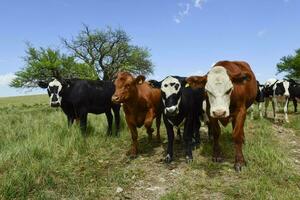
[{"left": 115, "top": 115, "right": 300, "bottom": 200}]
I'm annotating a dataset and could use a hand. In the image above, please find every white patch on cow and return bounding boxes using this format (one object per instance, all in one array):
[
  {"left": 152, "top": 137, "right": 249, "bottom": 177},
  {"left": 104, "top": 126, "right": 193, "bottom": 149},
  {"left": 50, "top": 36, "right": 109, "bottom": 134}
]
[
  {"left": 205, "top": 66, "right": 233, "bottom": 118},
  {"left": 48, "top": 79, "right": 63, "bottom": 105},
  {"left": 283, "top": 80, "right": 290, "bottom": 97},
  {"left": 265, "top": 78, "right": 277, "bottom": 87},
  {"left": 161, "top": 76, "right": 182, "bottom": 115},
  {"left": 161, "top": 76, "right": 181, "bottom": 98}
]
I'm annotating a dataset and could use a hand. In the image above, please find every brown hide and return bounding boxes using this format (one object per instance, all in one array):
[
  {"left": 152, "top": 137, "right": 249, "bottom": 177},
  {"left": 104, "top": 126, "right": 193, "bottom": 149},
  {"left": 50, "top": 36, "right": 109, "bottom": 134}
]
[{"left": 112, "top": 72, "right": 161, "bottom": 157}]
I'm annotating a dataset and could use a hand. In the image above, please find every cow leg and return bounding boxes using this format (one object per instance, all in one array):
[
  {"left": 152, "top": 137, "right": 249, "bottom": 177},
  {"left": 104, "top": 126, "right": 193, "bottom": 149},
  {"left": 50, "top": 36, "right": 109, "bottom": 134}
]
[
  {"left": 67, "top": 115, "right": 74, "bottom": 127},
  {"left": 79, "top": 113, "right": 88, "bottom": 136},
  {"left": 144, "top": 109, "right": 155, "bottom": 142},
  {"left": 164, "top": 116, "right": 174, "bottom": 163},
  {"left": 177, "top": 128, "right": 182, "bottom": 141},
  {"left": 126, "top": 121, "right": 138, "bottom": 158},
  {"left": 210, "top": 119, "right": 222, "bottom": 162},
  {"left": 249, "top": 104, "right": 254, "bottom": 120},
  {"left": 264, "top": 98, "right": 269, "bottom": 117},
  {"left": 155, "top": 114, "right": 161, "bottom": 141},
  {"left": 105, "top": 111, "right": 113, "bottom": 136},
  {"left": 293, "top": 98, "right": 297, "bottom": 113},
  {"left": 184, "top": 118, "right": 194, "bottom": 163},
  {"left": 258, "top": 102, "right": 263, "bottom": 118},
  {"left": 232, "top": 108, "right": 247, "bottom": 172},
  {"left": 112, "top": 105, "right": 121, "bottom": 136},
  {"left": 272, "top": 97, "right": 277, "bottom": 120},
  {"left": 192, "top": 115, "right": 201, "bottom": 148},
  {"left": 283, "top": 97, "right": 290, "bottom": 123}
]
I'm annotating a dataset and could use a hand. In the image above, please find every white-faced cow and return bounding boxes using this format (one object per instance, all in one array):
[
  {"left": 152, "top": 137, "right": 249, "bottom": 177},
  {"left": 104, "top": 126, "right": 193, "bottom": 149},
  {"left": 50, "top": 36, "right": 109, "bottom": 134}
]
[
  {"left": 263, "top": 78, "right": 291, "bottom": 122},
  {"left": 187, "top": 61, "right": 257, "bottom": 171},
  {"left": 158, "top": 76, "right": 205, "bottom": 163},
  {"left": 38, "top": 78, "right": 121, "bottom": 135}
]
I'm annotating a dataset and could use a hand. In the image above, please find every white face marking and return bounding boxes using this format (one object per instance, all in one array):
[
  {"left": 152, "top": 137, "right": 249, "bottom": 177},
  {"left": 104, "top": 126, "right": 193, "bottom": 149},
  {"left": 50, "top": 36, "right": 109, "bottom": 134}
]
[
  {"left": 161, "top": 77, "right": 181, "bottom": 98},
  {"left": 283, "top": 81, "right": 290, "bottom": 96},
  {"left": 48, "top": 79, "right": 63, "bottom": 106},
  {"left": 205, "top": 66, "right": 233, "bottom": 118},
  {"left": 161, "top": 76, "right": 182, "bottom": 115}
]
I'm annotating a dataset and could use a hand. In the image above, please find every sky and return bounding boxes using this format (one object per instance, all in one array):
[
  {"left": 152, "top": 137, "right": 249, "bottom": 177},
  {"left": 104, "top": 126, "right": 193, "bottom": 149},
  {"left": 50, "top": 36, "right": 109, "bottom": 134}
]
[{"left": 0, "top": 0, "right": 299, "bottom": 97}]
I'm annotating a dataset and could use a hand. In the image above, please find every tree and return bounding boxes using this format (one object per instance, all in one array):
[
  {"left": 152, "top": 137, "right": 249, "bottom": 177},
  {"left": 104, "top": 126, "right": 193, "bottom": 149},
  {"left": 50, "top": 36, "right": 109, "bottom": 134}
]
[
  {"left": 10, "top": 44, "right": 98, "bottom": 88},
  {"left": 62, "top": 25, "right": 153, "bottom": 80},
  {"left": 277, "top": 49, "right": 300, "bottom": 79}
]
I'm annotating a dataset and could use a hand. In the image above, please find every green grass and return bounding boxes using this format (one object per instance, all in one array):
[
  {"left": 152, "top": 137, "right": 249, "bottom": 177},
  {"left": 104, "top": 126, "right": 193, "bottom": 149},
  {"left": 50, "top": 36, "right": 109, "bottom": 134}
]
[{"left": 0, "top": 95, "right": 300, "bottom": 199}]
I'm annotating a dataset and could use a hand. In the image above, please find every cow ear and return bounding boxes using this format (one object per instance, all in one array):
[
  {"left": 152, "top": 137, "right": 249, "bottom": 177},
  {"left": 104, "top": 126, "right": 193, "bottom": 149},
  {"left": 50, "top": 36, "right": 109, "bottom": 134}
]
[
  {"left": 148, "top": 80, "right": 161, "bottom": 88},
  {"left": 186, "top": 76, "right": 207, "bottom": 88},
  {"left": 231, "top": 72, "right": 251, "bottom": 83},
  {"left": 37, "top": 81, "right": 49, "bottom": 89},
  {"left": 135, "top": 75, "right": 146, "bottom": 85}
]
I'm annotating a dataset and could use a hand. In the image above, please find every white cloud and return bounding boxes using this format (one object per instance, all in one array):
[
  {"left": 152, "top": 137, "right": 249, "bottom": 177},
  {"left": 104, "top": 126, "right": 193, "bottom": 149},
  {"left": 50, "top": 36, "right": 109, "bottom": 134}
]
[
  {"left": 194, "top": 0, "right": 206, "bottom": 8},
  {"left": 257, "top": 29, "right": 267, "bottom": 37},
  {"left": 173, "top": 1, "right": 207, "bottom": 24},
  {"left": 0, "top": 73, "right": 16, "bottom": 86},
  {"left": 174, "top": 3, "right": 191, "bottom": 23}
]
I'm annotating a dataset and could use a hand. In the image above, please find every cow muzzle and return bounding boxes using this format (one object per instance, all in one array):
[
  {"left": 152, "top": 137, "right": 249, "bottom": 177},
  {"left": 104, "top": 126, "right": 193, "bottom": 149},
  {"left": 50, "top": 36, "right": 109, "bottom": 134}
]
[
  {"left": 211, "top": 109, "right": 227, "bottom": 118},
  {"left": 50, "top": 101, "right": 61, "bottom": 107},
  {"left": 112, "top": 95, "right": 121, "bottom": 104},
  {"left": 165, "top": 106, "right": 179, "bottom": 117}
]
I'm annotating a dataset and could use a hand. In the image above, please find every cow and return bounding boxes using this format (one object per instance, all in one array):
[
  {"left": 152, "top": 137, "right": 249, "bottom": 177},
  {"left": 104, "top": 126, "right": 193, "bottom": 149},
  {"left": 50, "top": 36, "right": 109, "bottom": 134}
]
[
  {"left": 187, "top": 61, "right": 257, "bottom": 171},
  {"left": 288, "top": 79, "right": 300, "bottom": 113},
  {"left": 111, "top": 72, "right": 162, "bottom": 158},
  {"left": 38, "top": 78, "right": 121, "bottom": 135},
  {"left": 249, "top": 81, "right": 265, "bottom": 119},
  {"left": 153, "top": 76, "right": 205, "bottom": 163},
  {"left": 263, "top": 78, "right": 290, "bottom": 122}
]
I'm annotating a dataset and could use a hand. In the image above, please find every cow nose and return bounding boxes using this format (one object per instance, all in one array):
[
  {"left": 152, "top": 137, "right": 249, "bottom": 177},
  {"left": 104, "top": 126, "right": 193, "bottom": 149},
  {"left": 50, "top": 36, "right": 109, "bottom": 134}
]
[
  {"left": 212, "top": 109, "right": 226, "bottom": 118},
  {"left": 165, "top": 106, "right": 178, "bottom": 116},
  {"left": 112, "top": 95, "right": 120, "bottom": 103}
]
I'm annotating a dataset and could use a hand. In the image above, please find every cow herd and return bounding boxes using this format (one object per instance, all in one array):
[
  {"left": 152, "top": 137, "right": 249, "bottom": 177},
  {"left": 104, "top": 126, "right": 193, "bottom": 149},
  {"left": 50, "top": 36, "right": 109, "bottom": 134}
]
[{"left": 38, "top": 60, "right": 300, "bottom": 172}]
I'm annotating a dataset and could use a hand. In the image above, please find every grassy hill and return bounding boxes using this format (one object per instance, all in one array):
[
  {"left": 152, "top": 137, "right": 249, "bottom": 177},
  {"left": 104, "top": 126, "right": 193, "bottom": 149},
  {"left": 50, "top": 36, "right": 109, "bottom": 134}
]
[{"left": 0, "top": 95, "right": 299, "bottom": 199}]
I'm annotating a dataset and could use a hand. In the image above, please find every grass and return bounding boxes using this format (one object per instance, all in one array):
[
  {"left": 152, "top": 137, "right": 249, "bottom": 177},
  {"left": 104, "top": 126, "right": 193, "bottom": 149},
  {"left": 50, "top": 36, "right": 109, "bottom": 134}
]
[{"left": 0, "top": 95, "right": 300, "bottom": 199}]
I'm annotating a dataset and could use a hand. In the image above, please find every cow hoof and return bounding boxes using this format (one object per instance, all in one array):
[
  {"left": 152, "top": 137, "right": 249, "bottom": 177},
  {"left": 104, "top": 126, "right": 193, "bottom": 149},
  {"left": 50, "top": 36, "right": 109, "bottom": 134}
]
[
  {"left": 234, "top": 163, "right": 243, "bottom": 172},
  {"left": 165, "top": 154, "right": 173, "bottom": 163},
  {"left": 185, "top": 156, "right": 193, "bottom": 164},
  {"left": 126, "top": 149, "right": 138, "bottom": 159},
  {"left": 212, "top": 156, "right": 223, "bottom": 162}
]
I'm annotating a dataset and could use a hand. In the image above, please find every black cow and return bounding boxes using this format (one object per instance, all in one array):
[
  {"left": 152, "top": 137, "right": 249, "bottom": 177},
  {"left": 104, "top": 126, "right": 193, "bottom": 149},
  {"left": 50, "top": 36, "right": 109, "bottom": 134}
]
[
  {"left": 38, "top": 78, "right": 121, "bottom": 135},
  {"left": 158, "top": 76, "right": 205, "bottom": 163},
  {"left": 288, "top": 79, "right": 300, "bottom": 113}
]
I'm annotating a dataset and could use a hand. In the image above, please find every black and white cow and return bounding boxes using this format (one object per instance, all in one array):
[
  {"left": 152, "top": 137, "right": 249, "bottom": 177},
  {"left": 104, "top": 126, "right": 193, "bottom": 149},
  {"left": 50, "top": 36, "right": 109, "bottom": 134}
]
[
  {"left": 249, "top": 81, "right": 265, "bottom": 119},
  {"left": 263, "top": 78, "right": 290, "bottom": 122},
  {"left": 38, "top": 78, "right": 121, "bottom": 135},
  {"left": 159, "top": 76, "right": 205, "bottom": 163}
]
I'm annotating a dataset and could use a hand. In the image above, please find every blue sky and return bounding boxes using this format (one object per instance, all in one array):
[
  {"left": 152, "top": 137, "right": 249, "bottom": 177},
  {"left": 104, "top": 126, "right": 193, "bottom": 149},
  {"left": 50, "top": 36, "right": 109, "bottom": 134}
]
[{"left": 0, "top": 0, "right": 299, "bottom": 97}]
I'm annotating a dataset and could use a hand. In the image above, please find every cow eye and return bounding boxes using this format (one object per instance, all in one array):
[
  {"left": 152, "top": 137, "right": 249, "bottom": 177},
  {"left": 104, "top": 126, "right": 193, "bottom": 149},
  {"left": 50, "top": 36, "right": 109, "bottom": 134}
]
[
  {"left": 164, "top": 84, "right": 168, "bottom": 88},
  {"left": 225, "top": 89, "right": 232, "bottom": 95}
]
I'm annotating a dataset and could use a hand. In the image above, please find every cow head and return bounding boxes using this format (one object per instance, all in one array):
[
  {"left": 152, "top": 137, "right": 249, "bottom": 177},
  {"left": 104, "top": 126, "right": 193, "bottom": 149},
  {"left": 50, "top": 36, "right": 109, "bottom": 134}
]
[
  {"left": 274, "top": 80, "right": 290, "bottom": 97},
  {"left": 204, "top": 66, "right": 234, "bottom": 118},
  {"left": 38, "top": 78, "right": 64, "bottom": 107},
  {"left": 256, "top": 81, "right": 265, "bottom": 103},
  {"left": 112, "top": 72, "right": 145, "bottom": 104},
  {"left": 160, "top": 76, "right": 186, "bottom": 117}
]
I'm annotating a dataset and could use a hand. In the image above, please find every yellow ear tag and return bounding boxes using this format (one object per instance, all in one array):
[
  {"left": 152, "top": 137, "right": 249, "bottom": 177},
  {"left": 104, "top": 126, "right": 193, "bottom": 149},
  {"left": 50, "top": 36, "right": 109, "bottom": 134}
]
[{"left": 185, "top": 83, "right": 190, "bottom": 88}]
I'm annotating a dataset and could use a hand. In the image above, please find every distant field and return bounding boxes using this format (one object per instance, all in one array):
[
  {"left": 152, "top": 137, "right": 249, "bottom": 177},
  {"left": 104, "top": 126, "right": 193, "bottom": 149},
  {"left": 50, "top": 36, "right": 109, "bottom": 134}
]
[
  {"left": 0, "top": 95, "right": 300, "bottom": 199},
  {"left": 0, "top": 94, "right": 48, "bottom": 107}
]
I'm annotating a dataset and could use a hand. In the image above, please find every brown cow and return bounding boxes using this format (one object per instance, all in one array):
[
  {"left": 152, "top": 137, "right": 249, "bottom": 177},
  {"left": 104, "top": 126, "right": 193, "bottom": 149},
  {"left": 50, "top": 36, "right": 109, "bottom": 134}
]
[
  {"left": 187, "top": 61, "right": 257, "bottom": 171},
  {"left": 112, "top": 72, "right": 162, "bottom": 157}
]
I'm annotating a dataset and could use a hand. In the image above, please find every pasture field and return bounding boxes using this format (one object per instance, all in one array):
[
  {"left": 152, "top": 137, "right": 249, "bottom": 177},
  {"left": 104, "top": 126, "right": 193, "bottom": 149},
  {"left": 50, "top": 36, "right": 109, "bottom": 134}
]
[{"left": 0, "top": 95, "right": 300, "bottom": 199}]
